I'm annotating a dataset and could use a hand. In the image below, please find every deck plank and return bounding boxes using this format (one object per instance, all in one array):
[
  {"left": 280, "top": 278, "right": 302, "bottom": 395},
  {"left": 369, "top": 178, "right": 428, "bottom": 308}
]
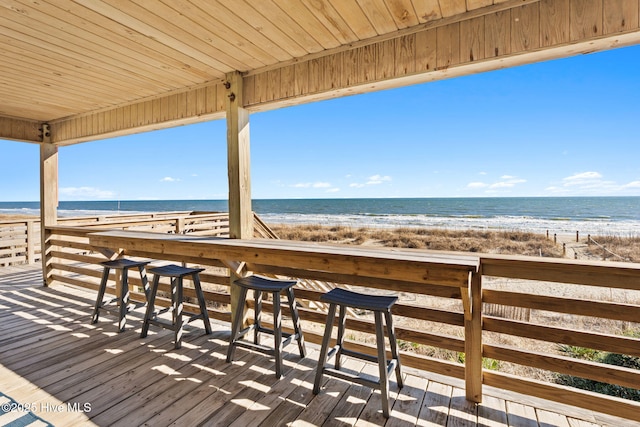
[
  {"left": 384, "top": 374, "right": 428, "bottom": 427},
  {"left": 0, "top": 265, "right": 631, "bottom": 427},
  {"left": 418, "top": 380, "right": 454, "bottom": 426}
]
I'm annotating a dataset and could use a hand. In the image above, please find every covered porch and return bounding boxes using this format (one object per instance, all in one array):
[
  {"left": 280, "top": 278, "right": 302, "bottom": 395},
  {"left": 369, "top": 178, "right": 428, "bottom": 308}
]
[{"left": 2, "top": 1, "right": 640, "bottom": 425}]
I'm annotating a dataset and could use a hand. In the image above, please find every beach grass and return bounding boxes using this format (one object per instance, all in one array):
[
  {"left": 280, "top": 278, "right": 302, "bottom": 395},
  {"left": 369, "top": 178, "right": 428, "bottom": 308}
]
[{"left": 268, "top": 223, "right": 565, "bottom": 257}]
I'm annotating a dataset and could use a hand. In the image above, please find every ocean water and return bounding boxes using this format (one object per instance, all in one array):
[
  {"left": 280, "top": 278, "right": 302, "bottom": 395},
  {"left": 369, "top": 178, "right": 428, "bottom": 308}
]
[{"left": 1, "top": 197, "right": 639, "bottom": 236}]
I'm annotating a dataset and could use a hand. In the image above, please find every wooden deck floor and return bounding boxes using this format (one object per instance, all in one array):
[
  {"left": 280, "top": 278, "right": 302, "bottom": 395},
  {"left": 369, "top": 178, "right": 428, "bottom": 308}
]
[{"left": 0, "top": 265, "right": 634, "bottom": 427}]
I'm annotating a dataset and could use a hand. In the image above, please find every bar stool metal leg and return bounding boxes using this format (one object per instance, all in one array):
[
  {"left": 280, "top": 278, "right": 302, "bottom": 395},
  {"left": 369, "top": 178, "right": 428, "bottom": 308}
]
[
  {"left": 272, "top": 290, "right": 283, "bottom": 378},
  {"left": 253, "top": 289, "right": 262, "bottom": 345},
  {"left": 375, "top": 311, "right": 391, "bottom": 417},
  {"left": 192, "top": 273, "right": 212, "bottom": 335},
  {"left": 335, "top": 304, "right": 347, "bottom": 370},
  {"left": 174, "top": 276, "right": 184, "bottom": 349},
  {"left": 140, "top": 274, "right": 161, "bottom": 339},
  {"left": 91, "top": 267, "right": 110, "bottom": 324},
  {"left": 227, "top": 286, "right": 248, "bottom": 363},
  {"left": 385, "top": 310, "right": 403, "bottom": 388},
  {"left": 313, "top": 302, "right": 337, "bottom": 394},
  {"left": 286, "top": 287, "right": 306, "bottom": 358}
]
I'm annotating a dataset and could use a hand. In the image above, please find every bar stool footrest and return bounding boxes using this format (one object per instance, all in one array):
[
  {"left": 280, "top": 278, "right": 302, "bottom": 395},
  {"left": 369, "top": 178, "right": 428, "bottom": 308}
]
[
  {"left": 322, "top": 368, "right": 381, "bottom": 388},
  {"left": 233, "top": 340, "right": 276, "bottom": 356}
]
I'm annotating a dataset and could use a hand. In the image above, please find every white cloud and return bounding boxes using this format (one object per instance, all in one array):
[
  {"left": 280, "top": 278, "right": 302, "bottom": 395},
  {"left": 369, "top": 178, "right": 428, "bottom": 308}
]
[
  {"left": 623, "top": 181, "right": 640, "bottom": 189},
  {"left": 326, "top": 187, "right": 340, "bottom": 193},
  {"left": 562, "top": 171, "right": 603, "bottom": 186},
  {"left": 349, "top": 183, "right": 366, "bottom": 188},
  {"left": 59, "top": 186, "right": 116, "bottom": 199},
  {"left": 469, "top": 176, "right": 526, "bottom": 191},
  {"left": 489, "top": 178, "right": 526, "bottom": 189},
  {"left": 292, "top": 181, "right": 331, "bottom": 189},
  {"left": 467, "top": 182, "right": 488, "bottom": 189},
  {"left": 367, "top": 175, "right": 391, "bottom": 185},
  {"left": 160, "top": 176, "right": 180, "bottom": 182}
]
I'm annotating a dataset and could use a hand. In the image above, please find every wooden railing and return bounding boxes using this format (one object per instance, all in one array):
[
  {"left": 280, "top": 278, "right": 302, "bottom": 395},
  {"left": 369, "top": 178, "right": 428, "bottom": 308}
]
[
  {"left": 0, "top": 218, "right": 39, "bottom": 266},
  {"left": 0, "top": 211, "right": 233, "bottom": 267},
  {"left": 9, "top": 213, "right": 640, "bottom": 423}
]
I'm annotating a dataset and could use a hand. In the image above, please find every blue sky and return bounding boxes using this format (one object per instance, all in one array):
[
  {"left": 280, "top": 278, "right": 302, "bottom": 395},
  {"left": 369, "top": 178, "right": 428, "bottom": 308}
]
[{"left": 2, "top": 44, "right": 639, "bottom": 202}]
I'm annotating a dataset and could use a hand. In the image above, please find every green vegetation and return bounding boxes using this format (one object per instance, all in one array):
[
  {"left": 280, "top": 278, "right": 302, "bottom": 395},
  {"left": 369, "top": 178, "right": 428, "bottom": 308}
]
[{"left": 556, "top": 330, "right": 640, "bottom": 401}]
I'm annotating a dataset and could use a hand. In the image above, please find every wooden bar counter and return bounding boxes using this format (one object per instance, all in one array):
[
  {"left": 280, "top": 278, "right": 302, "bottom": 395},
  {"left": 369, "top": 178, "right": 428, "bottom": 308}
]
[{"left": 87, "top": 229, "right": 482, "bottom": 401}]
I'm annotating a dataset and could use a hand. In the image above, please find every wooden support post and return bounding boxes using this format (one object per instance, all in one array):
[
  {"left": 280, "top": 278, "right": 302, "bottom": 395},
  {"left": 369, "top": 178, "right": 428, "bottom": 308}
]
[
  {"left": 39, "top": 125, "right": 58, "bottom": 286},
  {"left": 465, "top": 268, "right": 482, "bottom": 403},
  {"left": 226, "top": 70, "right": 253, "bottom": 329},
  {"left": 26, "top": 220, "right": 35, "bottom": 264}
]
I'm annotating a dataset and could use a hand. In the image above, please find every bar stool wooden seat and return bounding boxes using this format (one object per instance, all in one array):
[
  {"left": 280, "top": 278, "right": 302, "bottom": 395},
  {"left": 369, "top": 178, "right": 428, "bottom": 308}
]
[
  {"left": 226, "top": 275, "right": 306, "bottom": 378},
  {"left": 313, "top": 288, "right": 403, "bottom": 418},
  {"left": 140, "top": 264, "right": 212, "bottom": 349},
  {"left": 91, "top": 258, "right": 150, "bottom": 332}
]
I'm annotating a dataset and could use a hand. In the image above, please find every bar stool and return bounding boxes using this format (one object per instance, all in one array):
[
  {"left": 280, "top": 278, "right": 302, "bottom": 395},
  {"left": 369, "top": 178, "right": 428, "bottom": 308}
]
[
  {"left": 140, "top": 264, "right": 212, "bottom": 349},
  {"left": 91, "top": 258, "right": 150, "bottom": 332},
  {"left": 313, "top": 288, "right": 403, "bottom": 418},
  {"left": 226, "top": 275, "right": 306, "bottom": 378}
]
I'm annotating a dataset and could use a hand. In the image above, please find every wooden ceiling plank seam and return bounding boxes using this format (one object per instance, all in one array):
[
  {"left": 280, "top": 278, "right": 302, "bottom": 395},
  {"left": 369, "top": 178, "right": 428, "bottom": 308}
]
[
  {"left": 0, "top": 98, "right": 78, "bottom": 117},
  {"left": 217, "top": 0, "right": 312, "bottom": 58},
  {"left": 0, "top": 55, "right": 131, "bottom": 101},
  {"left": 279, "top": 64, "right": 294, "bottom": 99},
  {"left": 118, "top": 0, "right": 254, "bottom": 70},
  {"left": 603, "top": 0, "right": 639, "bottom": 34},
  {"left": 170, "top": 0, "right": 281, "bottom": 66},
  {"left": 511, "top": 2, "right": 541, "bottom": 52},
  {"left": 269, "top": 0, "right": 342, "bottom": 48},
  {"left": 0, "top": 10, "right": 190, "bottom": 90},
  {"left": 415, "top": 27, "right": 438, "bottom": 71},
  {"left": 384, "top": 0, "right": 421, "bottom": 28},
  {"left": 484, "top": 9, "right": 512, "bottom": 57},
  {"left": 0, "top": 33, "right": 167, "bottom": 96},
  {"left": 395, "top": 33, "right": 417, "bottom": 74},
  {"left": 439, "top": 0, "right": 468, "bottom": 17},
  {"left": 0, "top": 80, "right": 105, "bottom": 107},
  {"left": 74, "top": 0, "right": 231, "bottom": 73},
  {"left": 139, "top": 0, "right": 269, "bottom": 69},
  {"left": 356, "top": 0, "right": 400, "bottom": 34},
  {"left": 275, "top": 2, "right": 341, "bottom": 49},
  {"left": 0, "top": 44, "right": 152, "bottom": 96},
  {"left": 376, "top": 38, "right": 397, "bottom": 79},
  {"left": 466, "top": 0, "right": 495, "bottom": 10},
  {"left": 193, "top": 0, "right": 293, "bottom": 62},
  {"left": 236, "top": 0, "right": 323, "bottom": 55},
  {"left": 460, "top": 15, "right": 486, "bottom": 63},
  {"left": 54, "top": 0, "right": 219, "bottom": 81},
  {"left": 411, "top": 0, "right": 443, "bottom": 23},
  {"left": 0, "top": 16, "right": 182, "bottom": 93},
  {"left": 10, "top": 0, "right": 207, "bottom": 85},
  {"left": 436, "top": 22, "right": 462, "bottom": 68},
  {"left": 321, "top": 51, "right": 344, "bottom": 91},
  {"left": 570, "top": 0, "right": 604, "bottom": 41},
  {"left": 299, "top": 0, "right": 360, "bottom": 45},
  {"left": 540, "top": 0, "right": 570, "bottom": 46},
  {"left": 327, "top": 0, "right": 379, "bottom": 39}
]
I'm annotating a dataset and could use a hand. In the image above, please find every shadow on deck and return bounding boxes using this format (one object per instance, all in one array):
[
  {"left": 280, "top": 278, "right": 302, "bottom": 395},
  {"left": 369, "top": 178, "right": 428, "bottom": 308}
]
[{"left": 0, "top": 265, "right": 632, "bottom": 427}]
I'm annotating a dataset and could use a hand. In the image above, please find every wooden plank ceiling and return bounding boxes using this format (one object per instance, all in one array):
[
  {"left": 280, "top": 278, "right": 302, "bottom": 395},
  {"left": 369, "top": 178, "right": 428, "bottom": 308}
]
[{"left": 1, "top": 0, "right": 640, "bottom": 144}]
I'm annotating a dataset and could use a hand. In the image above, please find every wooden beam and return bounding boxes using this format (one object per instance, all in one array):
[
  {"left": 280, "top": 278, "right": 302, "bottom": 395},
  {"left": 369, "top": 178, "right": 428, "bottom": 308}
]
[
  {"left": 244, "top": 0, "right": 640, "bottom": 111},
  {"left": 0, "top": 115, "right": 41, "bottom": 143},
  {"left": 40, "top": 129, "right": 58, "bottom": 287},
  {"left": 49, "top": 81, "right": 226, "bottom": 146}
]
